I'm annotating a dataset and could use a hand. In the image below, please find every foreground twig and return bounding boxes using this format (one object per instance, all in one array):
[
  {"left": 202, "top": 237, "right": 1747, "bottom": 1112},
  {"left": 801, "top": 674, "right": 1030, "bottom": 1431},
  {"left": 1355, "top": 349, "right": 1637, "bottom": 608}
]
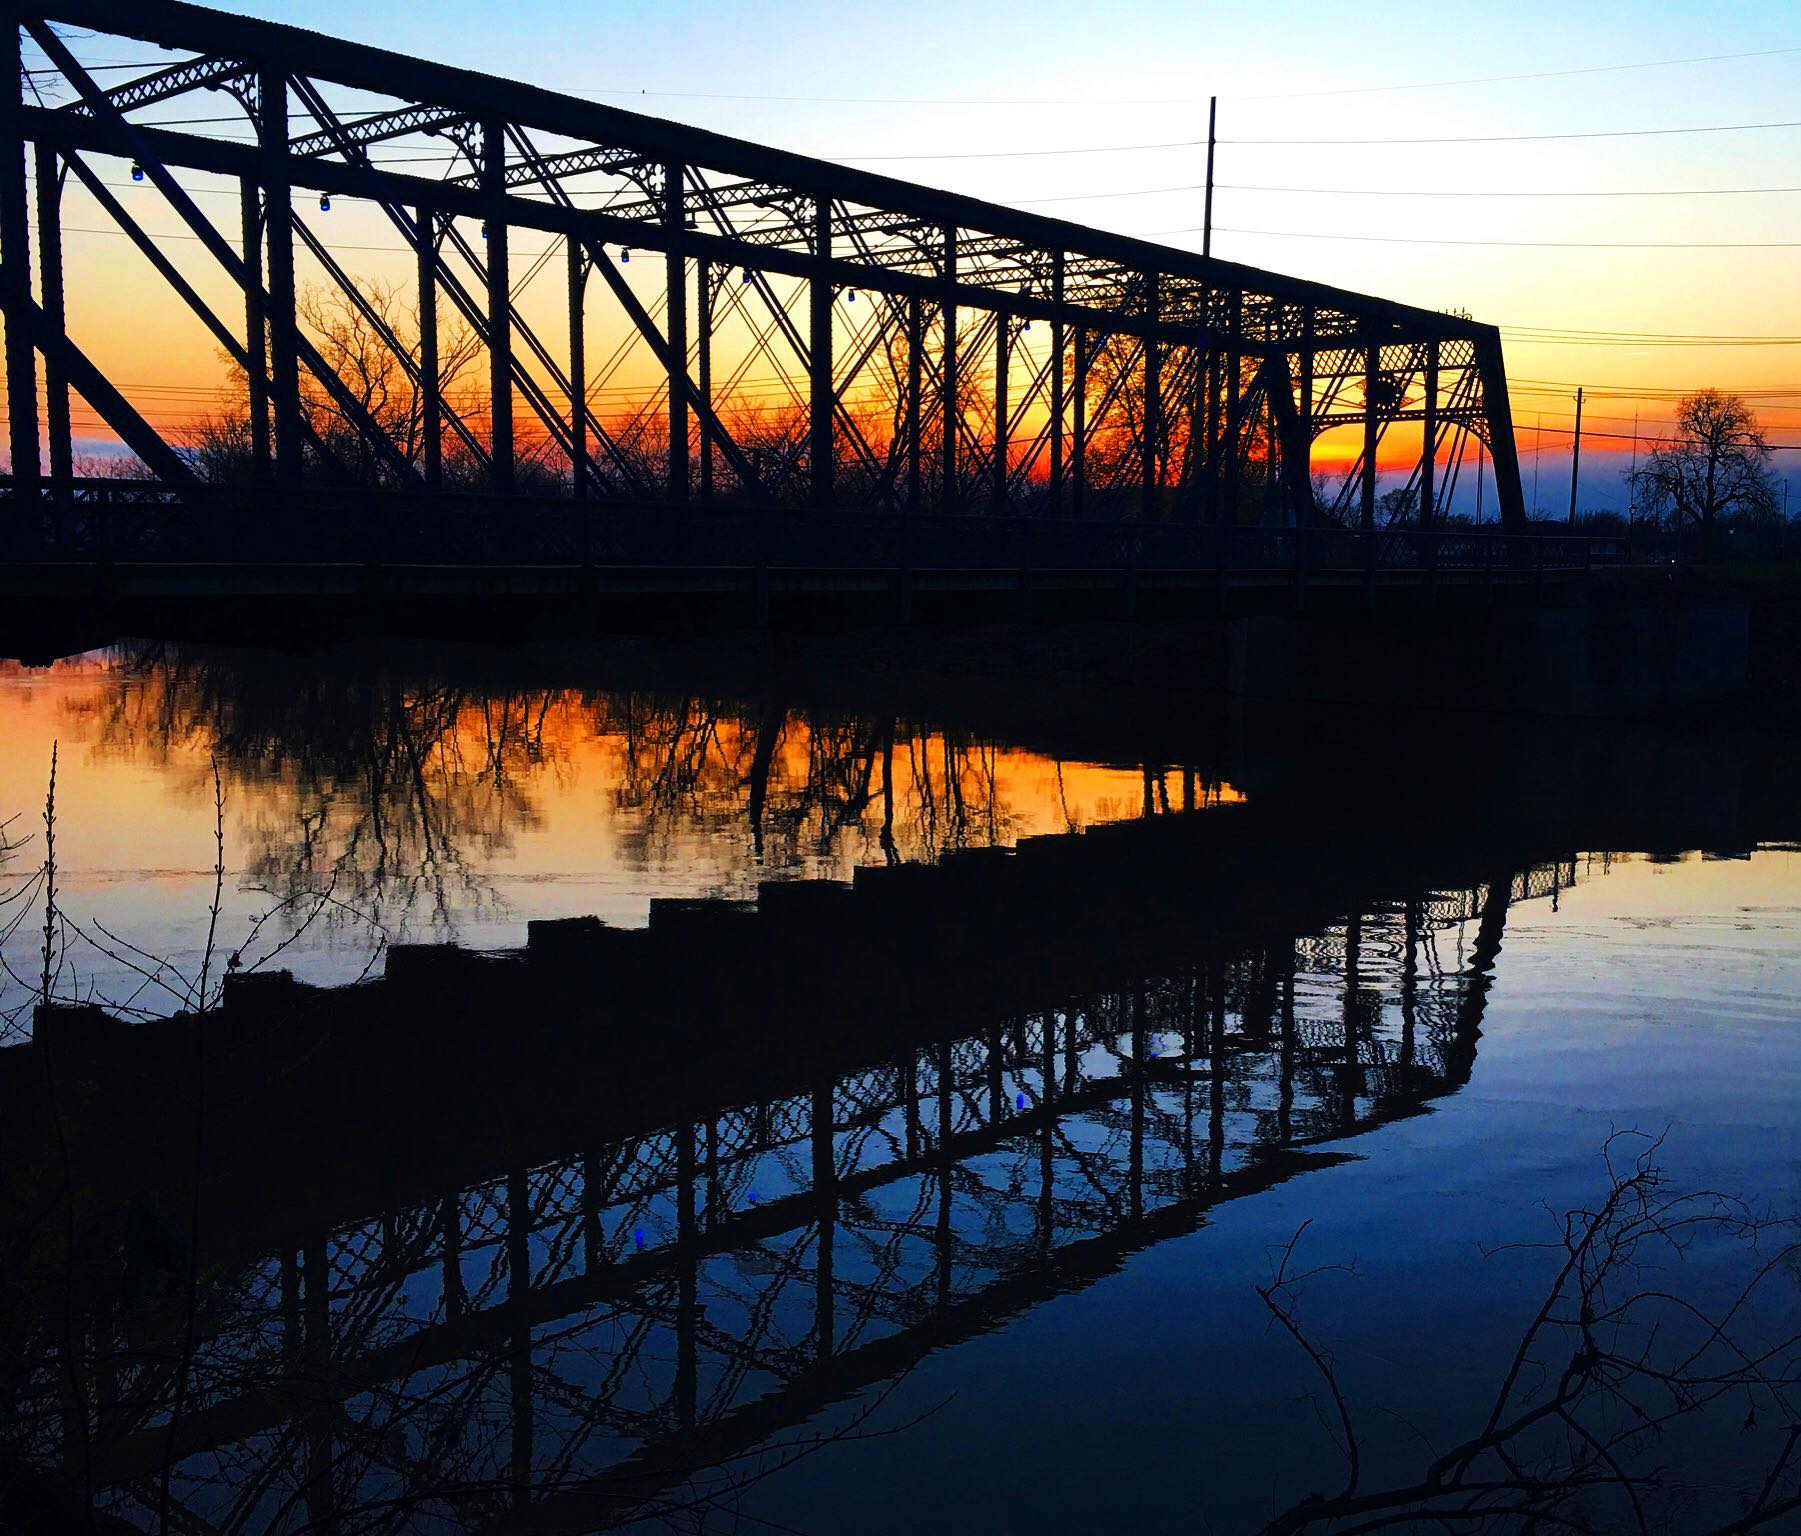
[{"left": 1260, "top": 1132, "right": 1801, "bottom": 1535}]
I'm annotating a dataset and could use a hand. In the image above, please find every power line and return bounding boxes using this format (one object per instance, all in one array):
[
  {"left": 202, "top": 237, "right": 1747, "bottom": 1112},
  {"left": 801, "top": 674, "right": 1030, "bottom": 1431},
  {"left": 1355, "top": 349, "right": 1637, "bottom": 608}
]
[
  {"left": 1232, "top": 45, "right": 1801, "bottom": 100},
  {"left": 29, "top": 41, "right": 1801, "bottom": 107},
  {"left": 1178, "top": 224, "right": 1801, "bottom": 250},
  {"left": 1011, "top": 180, "right": 1801, "bottom": 206},
  {"left": 84, "top": 171, "right": 1801, "bottom": 214},
  {"left": 50, "top": 222, "right": 1801, "bottom": 356},
  {"left": 1519, "top": 420, "right": 1801, "bottom": 450},
  {"left": 1215, "top": 182, "right": 1801, "bottom": 200},
  {"left": 62, "top": 110, "right": 1801, "bottom": 164},
  {"left": 1220, "top": 119, "right": 1801, "bottom": 147},
  {"left": 562, "top": 46, "right": 1801, "bottom": 107},
  {"left": 1506, "top": 326, "right": 1801, "bottom": 339},
  {"left": 1510, "top": 377, "right": 1801, "bottom": 398},
  {"left": 841, "top": 117, "right": 1801, "bottom": 160}
]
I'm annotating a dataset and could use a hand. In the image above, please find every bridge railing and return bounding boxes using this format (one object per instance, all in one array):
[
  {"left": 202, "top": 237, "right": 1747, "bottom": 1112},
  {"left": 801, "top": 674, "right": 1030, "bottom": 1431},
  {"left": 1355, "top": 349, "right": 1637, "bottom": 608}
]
[{"left": 0, "top": 480, "right": 1612, "bottom": 574}]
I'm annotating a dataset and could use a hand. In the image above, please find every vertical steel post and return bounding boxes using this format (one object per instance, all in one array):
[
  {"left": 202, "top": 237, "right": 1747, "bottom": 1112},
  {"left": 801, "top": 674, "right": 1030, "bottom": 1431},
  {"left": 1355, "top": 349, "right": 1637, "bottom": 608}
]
[
  {"left": 940, "top": 226, "right": 957, "bottom": 509},
  {"left": 935, "top": 1040, "right": 953, "bottom": 1305},
  {"left": 482, "top": 123, "right": 513, "bottom": 491},
  {"left": 696, "top": 257, "right": 712, "bottom": 502},
  {"left": 1202, "top": 341, "right": 1220, "bottom": 523},
  {"left": 1226, "top": 292, "right": 1241, "bottom": 425},
  {"left": 1277, "top": 952, "right": 1296, "bottom": 1143},
  {"left": 992, "top": 313, "right": 1009, "bottom": 514},
  {"left": 505, "top": 1170, "right": 532, "bottom": 1509},
  {"left": 579, "top": 1154, "right": 601, "bottom": 1273},
  {"left": 1400, "top": 899, "right": 1419, "bottom": 1079},
  {"left": 417, "top": 205, "right": 440, "bottom": 489},
  {"left": 811, "top": 1081, "right": 836, "bottom": 1357},
  {"left": 1039, "top": 1014, "right": 1055, "bottom": 1251},
  {"left": 1050, "top": 251, "right": 1064, "bottom": 513},
  {"left": 259, "top": 69, "right": 300, "bottom": 486},
  {"left": 1297, "top": 309, "right": 1314, "bottom": 527},
  {"left": 905, "top": 293, "right": 922, "bottom": 515},
  {"left": 676, "top": 1125, "right": 697, "bottom": 1429},
  {"left": 665, "top": 161, "right": 688, "bottom": 503},
  {"left": 0, "top": 22, "right": 37, "bottom": 493},
  {"left": 1262, "top": 393, "right": 1279, "bottom": 525},
  {"left": 1340, "top": 913, "right": 1362, "bottom": 1133},
  {"left": 240, "top": 178, "right": 270, "bottom": 479},
  {"left": 809, "top": 195, "right": 832, "bottom": 508},
  {"left": 567, "top": 235, "right": 586, "bottom": 499},
  {"left": 1129, "top": 988, "right": 1146, "bottom": 1218},
  {"left": 34, "top": 143, "right": 69, "bottom": 497},
  {"left": 1208, "top": 967, "right": 1226, "bottom": 1178},
  {"left": 1141, "top": 273, "right": 1160, "bottom": 519},
  {"left": 1223, "top": 295, "right": 1241, "bottom": 528},
  {"left": 1360, "top": 340, "right": 1379, "bottom": 531},
  {"left": 302, "top": 1237, "right": 338, "bottom": 1530},
  {"left": 1420, "top": 338, "right": 1438, "bottom": 531},
  {"left": 1071, "top": 323, "right": 1087, "bottom": 519}
]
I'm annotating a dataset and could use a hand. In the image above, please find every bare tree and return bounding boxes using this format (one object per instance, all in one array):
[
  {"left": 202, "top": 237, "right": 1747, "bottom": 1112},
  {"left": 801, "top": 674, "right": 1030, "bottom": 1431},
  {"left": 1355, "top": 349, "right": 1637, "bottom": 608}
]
[
  {"left": 1377, "top": 484, "right": 1419, "bottom": 529},
  {"left": 299, "top": 278, "right": 483, "bottom": 484},
  {"left": 1258, "top": 1133, "right": 1801, "bottom": 1535},
  {"left": 188, "top": 279, "right": 482, "bottom": 487},
  {"left": 1627, "top": 390, "right": 1780, "bottom": 544}
]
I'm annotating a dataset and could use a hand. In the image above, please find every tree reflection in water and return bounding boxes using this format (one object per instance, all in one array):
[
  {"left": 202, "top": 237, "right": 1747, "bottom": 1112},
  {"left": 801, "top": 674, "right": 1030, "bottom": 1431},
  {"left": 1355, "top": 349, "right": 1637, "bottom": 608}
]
[{"left": 65, "top": 643, "right": 1216, "bottom": 945}]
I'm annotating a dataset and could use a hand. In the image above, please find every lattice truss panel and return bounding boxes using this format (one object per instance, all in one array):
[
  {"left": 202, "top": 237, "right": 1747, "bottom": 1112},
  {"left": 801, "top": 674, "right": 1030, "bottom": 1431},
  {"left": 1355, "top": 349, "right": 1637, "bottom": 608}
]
[{"left": 3, "top": 3, "right": 1526, "bottom": 530}]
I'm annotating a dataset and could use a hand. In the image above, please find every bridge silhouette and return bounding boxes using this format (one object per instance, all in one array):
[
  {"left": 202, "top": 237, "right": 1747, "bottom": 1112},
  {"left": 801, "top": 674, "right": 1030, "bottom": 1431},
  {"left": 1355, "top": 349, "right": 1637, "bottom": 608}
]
[
  {"left": 6, "top": 782, "right": 1568, "bottom": 1531},
  {"left": 0, "top": 2, "right": 1585, "bottom": 616}
]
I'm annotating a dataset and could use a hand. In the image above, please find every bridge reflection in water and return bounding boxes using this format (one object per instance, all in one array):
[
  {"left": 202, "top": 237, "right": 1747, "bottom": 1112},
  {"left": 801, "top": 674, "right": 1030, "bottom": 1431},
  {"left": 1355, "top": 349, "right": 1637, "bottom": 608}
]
[{"left": 3, "top": 844, "right": 1576, "bottom": 1533}]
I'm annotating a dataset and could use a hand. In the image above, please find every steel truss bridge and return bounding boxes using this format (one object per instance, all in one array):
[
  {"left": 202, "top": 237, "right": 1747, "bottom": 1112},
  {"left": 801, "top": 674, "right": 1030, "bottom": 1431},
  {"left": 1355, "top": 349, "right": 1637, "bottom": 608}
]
[
  {"left": 2, "top": 856, "right": 1578, "bottom": 1533},
  {"left": 0, "top": 0, "right": 1540, "bottom": 589}
]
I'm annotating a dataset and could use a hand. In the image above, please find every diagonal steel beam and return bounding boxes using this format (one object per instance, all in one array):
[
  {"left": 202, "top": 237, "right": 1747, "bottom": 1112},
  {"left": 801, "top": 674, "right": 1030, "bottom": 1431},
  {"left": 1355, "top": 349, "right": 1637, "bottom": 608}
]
[
  {"left": 290, "top": 217, "right": 490, "bottom": 473},
  {"left": 286, "top": 77, "right": 642, "bottom": 494},
  {"left": 504, "top": 134, "right": 769, "bottom": 500},
  {"left": 28, "top": 27, "right": 424, "bottom": 487},
  {"left": 63, "top": 150, "right": 354, "bottom": 480},
  {"left": 1, "top": 281, "right": 195, "bottom": 486}
]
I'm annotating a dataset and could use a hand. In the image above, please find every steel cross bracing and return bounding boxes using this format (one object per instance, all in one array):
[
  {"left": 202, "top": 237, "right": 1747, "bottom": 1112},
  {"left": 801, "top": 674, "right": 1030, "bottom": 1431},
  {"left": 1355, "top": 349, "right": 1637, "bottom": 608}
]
[
  {"left": 1, "top": 0, "right": 1529, "bottom": 549},
  {"left": 9, "top": 868, "right": 1576, "bottom": 1531}
]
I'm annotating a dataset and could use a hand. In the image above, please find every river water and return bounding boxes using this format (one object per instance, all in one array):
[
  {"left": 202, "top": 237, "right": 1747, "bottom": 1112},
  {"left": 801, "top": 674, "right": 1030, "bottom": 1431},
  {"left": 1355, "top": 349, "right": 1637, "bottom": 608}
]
[{"left": 1, "top": 639, "right": 1797, "bottom": 1534}]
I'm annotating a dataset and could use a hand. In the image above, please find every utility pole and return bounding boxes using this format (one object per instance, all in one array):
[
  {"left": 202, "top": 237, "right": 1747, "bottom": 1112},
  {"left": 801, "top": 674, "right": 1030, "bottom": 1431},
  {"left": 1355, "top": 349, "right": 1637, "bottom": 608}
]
[
  {"left": 1628, "top": 409, "right": 1639, "bottom": 522},
  {"left": 1532, "top": 414, "right": 1542, "bottom": 519},
  {"left": 1567, "top": 385, "right": 1583, "bottom": 527},
  {"left": 1203, "top": 96, "right": 1217, "bottom": 260}
]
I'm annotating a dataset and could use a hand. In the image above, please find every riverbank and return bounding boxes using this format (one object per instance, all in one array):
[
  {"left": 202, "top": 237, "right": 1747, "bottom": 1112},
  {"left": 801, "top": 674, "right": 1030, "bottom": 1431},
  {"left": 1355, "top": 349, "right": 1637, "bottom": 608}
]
[{"left": 2, "top": 560, "right": 1793, "bottom": 721}]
